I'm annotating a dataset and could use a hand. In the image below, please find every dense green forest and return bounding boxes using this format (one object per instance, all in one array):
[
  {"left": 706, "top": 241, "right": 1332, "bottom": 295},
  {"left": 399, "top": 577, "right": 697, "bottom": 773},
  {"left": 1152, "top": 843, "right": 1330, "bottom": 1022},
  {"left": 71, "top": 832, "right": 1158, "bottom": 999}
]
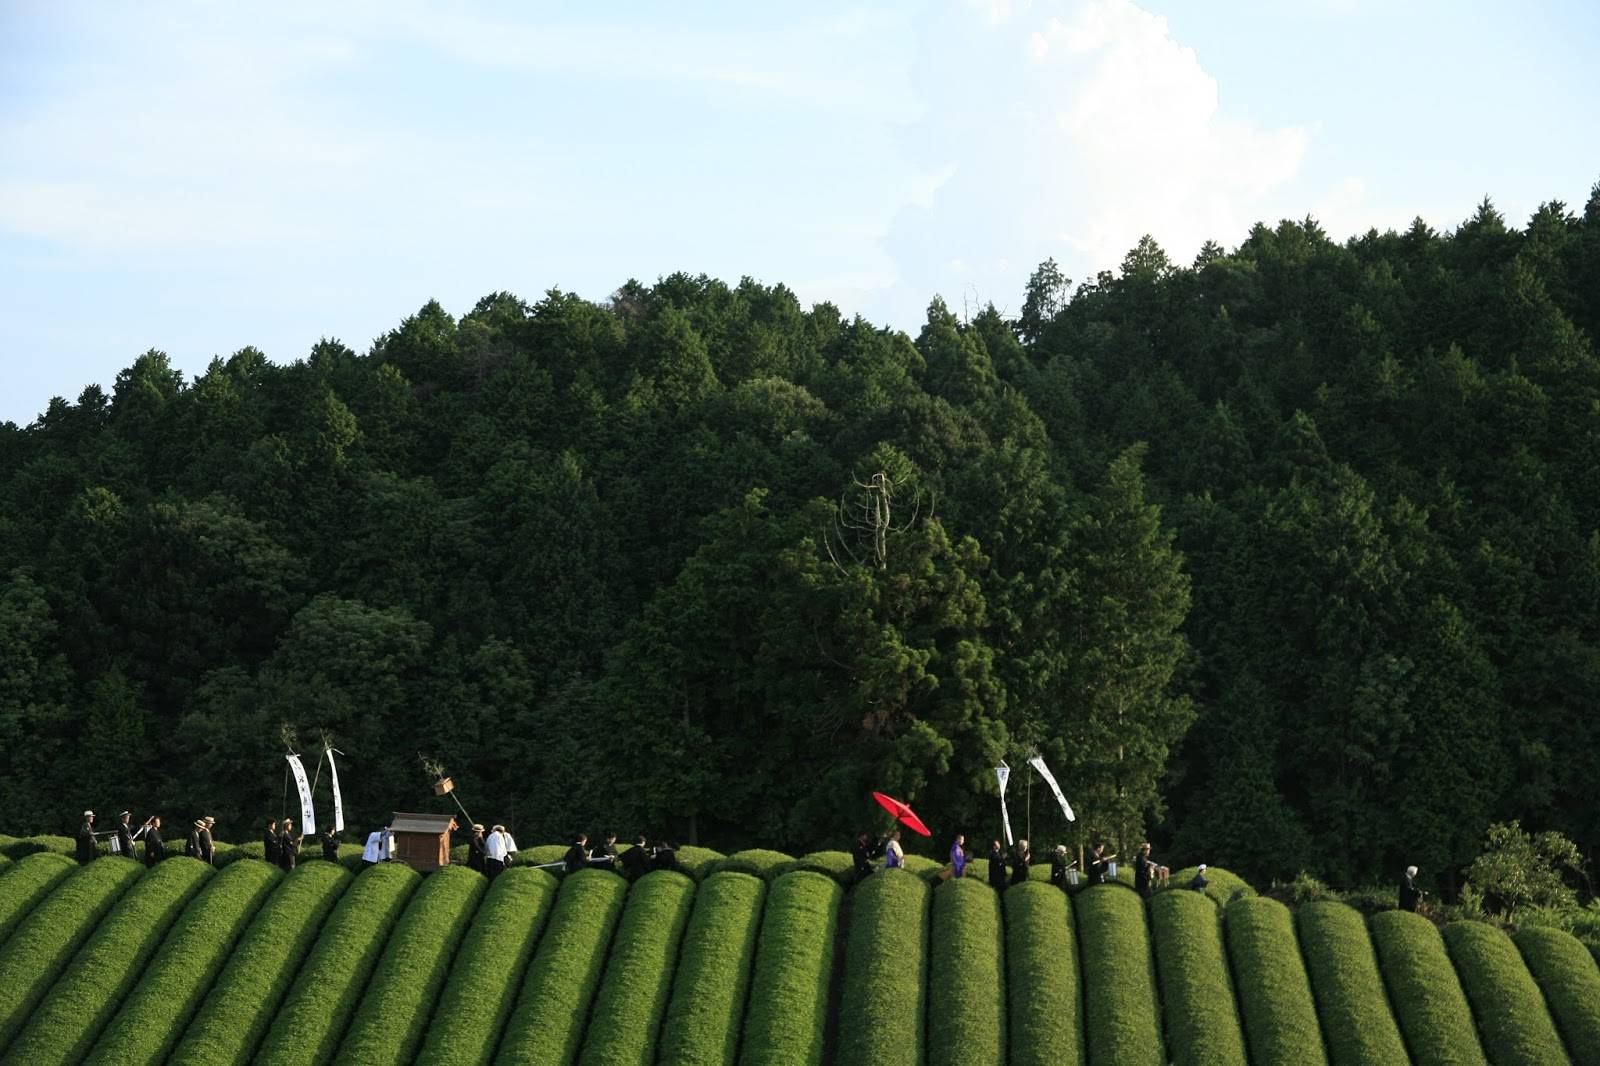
[{"left": 4, "top": 188, "right": 1599, "bottom": 893}]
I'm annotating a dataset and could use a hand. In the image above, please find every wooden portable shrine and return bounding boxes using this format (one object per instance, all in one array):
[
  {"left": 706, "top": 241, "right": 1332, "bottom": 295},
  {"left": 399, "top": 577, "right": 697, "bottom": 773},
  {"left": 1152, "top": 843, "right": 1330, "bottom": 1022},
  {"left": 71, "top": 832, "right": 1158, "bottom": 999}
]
[{"left": 388, "top": 811, "right": 458, "bottom": 872}]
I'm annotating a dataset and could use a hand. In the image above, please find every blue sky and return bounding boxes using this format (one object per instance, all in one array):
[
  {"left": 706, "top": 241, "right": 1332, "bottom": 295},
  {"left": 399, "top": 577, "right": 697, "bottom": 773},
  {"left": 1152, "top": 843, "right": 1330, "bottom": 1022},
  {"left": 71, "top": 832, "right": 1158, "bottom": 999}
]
[{"left": 2, "top": 0, "right": 1597, "bottom": 425}]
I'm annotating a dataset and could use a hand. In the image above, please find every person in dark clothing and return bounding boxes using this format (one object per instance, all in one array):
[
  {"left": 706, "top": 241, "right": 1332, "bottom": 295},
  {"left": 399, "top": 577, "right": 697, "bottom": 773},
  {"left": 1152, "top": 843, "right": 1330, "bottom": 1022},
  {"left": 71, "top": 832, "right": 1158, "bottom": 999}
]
[
  {"left": 1088, "top": 843, "right": 1114, "bottom": 886},
  {"left": 1049, "top": 845, "right": 1071, "bottom": 890},
  {"left": 186, "top": 819, "right": 204, "bottom": 859},
  {"left": 466, "top": 824, "right": 487, "bottom": 873},
  {"left": 278, "top": 819, "right": 300, "bottom": 871},
  {"left": 651, "top": 841, "right": 680, "bottom": 872},
  {"left": 988, "top": 841, "right": 1008, "bottom": 890},
  {"left": 200, "top": 817, "right": 216, "bottom": 865},
  {"left": 1189, "top": 864, "right": 1210, "bottom": 893},
  {"left": 852, "top": 832, "right": 876, "bottom": 882},
  {"left": 322, "top": 826, "right": 341, "bottom": 864},
  {"left": 144, "top": 817, "right": 165, "bottom": 866},
  {"left": 621, "top": 836, "right": 651, "bottom": 881},
  {"left": 263, "top": 820, "right": 280, "bottom": 865},
  {"left": 1399, "top": 865, "right": 1422, "bottom": 912},
  {"left": 592, "top": 831, "right": 620, "bottom": 870},
  {"left": 564, "top": 834, "right": 590, "bottom": 876},
  {"left": 1009, "top": 840, "right": 1031, "bottom": 886},
  {"left": 76, "top": 811, "right": 98, "bottom": 864},
  {"left": 1134, "top": 843, "right": 1154, "bottom": 899},
  {"left": 115, "top": 811, "right": 136, "bottom": 859}
]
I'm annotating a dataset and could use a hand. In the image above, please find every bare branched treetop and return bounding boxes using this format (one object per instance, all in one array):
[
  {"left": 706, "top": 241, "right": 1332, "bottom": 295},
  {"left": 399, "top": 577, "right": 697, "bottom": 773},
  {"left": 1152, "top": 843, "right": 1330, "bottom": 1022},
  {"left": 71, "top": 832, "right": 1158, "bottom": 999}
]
[{"left": 825, "top": 469, "right": 923, "bottom": 572}]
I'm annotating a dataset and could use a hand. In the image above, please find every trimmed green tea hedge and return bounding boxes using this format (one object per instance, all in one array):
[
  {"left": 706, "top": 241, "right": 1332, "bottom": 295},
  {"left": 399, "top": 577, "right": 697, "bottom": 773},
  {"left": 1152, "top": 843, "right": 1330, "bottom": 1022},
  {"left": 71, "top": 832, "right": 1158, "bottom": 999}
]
[
  {"left": 1149, "top": 889, "right": 1247, "bottom": 1066},
  {"left": 837, "top": 868, "right": 930, "bottom": 1066},
  {"left": 676, "top": 846, "right": 726, "bottom": 881},
  {"left": 337, "top": 864, "right": 487, "bottom": 1066},
  {"left": 1162, "top": 866, "right": 1256, "bottom": 908},
  {"left": 657, "top": 872, "right": 766, "bottom": 1066},
  {"left": 703, "top": 849, "right": 794, "bottom": 881},
  {"left": 6, "top": 857, "right": 211, "bottom": 1066},
  {"left": 495, "top": 867, "right": 629, "bottom": 1066},
  {"left": 901, "top": 853, "right": 943, "bottom": 884},
  {"left": 1, "top": 834, "right": 76, "bottom": 859},
  {"left": 0, "top": 851, "right": 75, "bottom": 949},
  {"left": 0, "top": 853, "right": 10, "bottom": 873},
  {"left": 167, "top": 861, "right": 352, "bottom": 1066},
  {"left": 577, "top": 870, "right": 697, "bottom": 1066},
  {"left": 415, "top": 866, "right": 558, "bottom": 1066},
  {"left": 740, "top": 870, "right": 843, "bottom": 1066},
  {"left": 218, "top": 838, "right": 366, "bottom": 871},
  {"left": 782, "top": 850, "right": 853, "bottom": 884},
  {"left": 1075, "top": 884, "right": 1164, "bottom": 1066},
  {"left": 1005, "top": 881, "right": 1084, "bottom": 1066},
  {"left": 1368, "top": 909, "right": 1485, "bottom": 1066},
  {"left": 929, "top": 876, "right": 1004, "bottom": 1066},
  {"left": 254, "top": 862, "right": 423, "bottom": 1066},
  {"left": 1515, "top": 925, "right": 1600, "bottom": 1065},
  {"left": 1296, "top": 901, "right": 1408, "bottom": 1066},
  {"left": 1442, "top": 921, "right": 1566, "bottom": 1065},
  {"left": 0, "top": 856, "right": 144, "bottom": 1054},
  {"left": 82, "top": 859, "right": 280, "bottom": 1066},
  {"left": 1223, "top": 897, "right": 1327, "bottom": 1066}
]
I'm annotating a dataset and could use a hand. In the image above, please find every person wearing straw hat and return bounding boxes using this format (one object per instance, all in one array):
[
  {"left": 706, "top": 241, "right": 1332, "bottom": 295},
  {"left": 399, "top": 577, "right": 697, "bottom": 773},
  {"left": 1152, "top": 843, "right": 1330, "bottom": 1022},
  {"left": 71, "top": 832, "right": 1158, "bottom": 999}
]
[
  {"left": 186, "top": 819, "right": 204, "bottom": 859},
  {"left": 76, "top": 810, "right": 98, "bottom": 864},
  {"left": 200, "top": 817, "right": 216, "bottom": 865},
  {"left": 278, "top": 818, "right": 301, "bottom": 870},
  {"left": 115, "top": 811, "right": 136, "bottom": 860},
  {"left": 466, "top": 824, "right": 486, "bottom": 873}
]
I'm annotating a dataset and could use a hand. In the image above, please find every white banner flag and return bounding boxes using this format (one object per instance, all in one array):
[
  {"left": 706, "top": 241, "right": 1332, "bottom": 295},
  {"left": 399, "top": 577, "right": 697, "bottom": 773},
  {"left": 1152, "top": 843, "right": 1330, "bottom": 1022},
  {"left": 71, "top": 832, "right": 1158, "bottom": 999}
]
[
  {"left": 287, "top": 754, "right": 317, "bottom": 835},
  {"left": 1027, "top": 754, "right": 1075, "bottom": 822},
  {"left": 326, "top": 749, "right": 346, "bottom": 833},
  {"left": 995, "top": 765, "right": 1014, "bottom": 846}
]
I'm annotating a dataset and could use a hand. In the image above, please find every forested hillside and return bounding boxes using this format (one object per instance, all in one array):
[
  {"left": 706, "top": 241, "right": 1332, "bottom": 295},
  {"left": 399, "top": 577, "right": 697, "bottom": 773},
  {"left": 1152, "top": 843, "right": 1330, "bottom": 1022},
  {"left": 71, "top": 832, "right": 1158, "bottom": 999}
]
[{"left": 4, "top": 189, "right": 1599, "bottom": 891}]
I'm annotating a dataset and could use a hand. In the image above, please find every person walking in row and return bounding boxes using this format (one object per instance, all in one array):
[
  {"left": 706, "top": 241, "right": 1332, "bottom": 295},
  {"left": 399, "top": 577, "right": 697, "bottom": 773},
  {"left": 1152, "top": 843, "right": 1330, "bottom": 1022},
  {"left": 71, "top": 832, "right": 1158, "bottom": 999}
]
[
  {"left": 1189, "top": 864, "right": 1209, "bottom": 893},
  {"left": 186, "top": 819, "right": 204, "bottom": 859},
  {"left": 1009, "top": 839, "right": 1031, "bottom": 886},
  {"left": 592, "top": 831, "right": 620, "bottom": 871},
  {"left": 948, "top": 834, "right": 968, "bottom": 879},
  {"left": 279, "top": 818, "right": 301, "bottom": 870},
  {"left": 77, "top": 810, "right": 98, "bottom": 864},
  {"left": 852, "top": 831, "right": 877, "bottom": 881},
  {"left": 115, "top": 811, "right": 137, "bottom": 859},
  {"left": 466, "top": 824, "right": 487, "bottom": 874},
  {"left": 1133, "top": 843, "right": 1169, "bottom": 899},
  {"left": 143, "top": 817, "right": 165, "bottom": 866},
  {"left": 988, "top": 840, "right": 1008, "bottom": 890},
  {"left": 1050, "top": 845, "right": 1072, "bottom": 889},
  {"left": 264, "top": 820, "right": 280, "bottom": 865},
  {"left": 564, "top": 833, "right": 590, "bottom": 875},
  {"left": 200, "top": 817, "right": 216, "bottom": 865},
  {"left": 322, "top": 825, "right": 340, "bottom": 863},
  {"left": 881, "top": 828, "right": 904, "bottom": 871},
  {"left": 622, "top": 835, "right": 651, "bottom": 881},
  {"left": 1088, "top": 842, "right": 1115, "bottom": 885},
  {"left": 485, "top": 824, "right": 516, "bottom": 879}
]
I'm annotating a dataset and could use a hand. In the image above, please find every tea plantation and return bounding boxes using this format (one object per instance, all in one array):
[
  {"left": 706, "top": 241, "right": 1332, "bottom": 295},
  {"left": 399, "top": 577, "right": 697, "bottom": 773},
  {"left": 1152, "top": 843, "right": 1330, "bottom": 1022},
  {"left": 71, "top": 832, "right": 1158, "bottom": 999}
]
[{"left": 0, "top": 837, "right": 1596, "bottom": 1065}]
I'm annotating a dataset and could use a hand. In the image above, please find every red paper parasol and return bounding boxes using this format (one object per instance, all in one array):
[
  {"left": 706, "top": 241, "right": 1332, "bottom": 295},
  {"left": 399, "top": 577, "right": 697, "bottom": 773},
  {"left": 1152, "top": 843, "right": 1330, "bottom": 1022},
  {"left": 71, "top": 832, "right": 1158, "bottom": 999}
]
[{"left": 872, "top": 791, "right": 932, "bottom": 837}]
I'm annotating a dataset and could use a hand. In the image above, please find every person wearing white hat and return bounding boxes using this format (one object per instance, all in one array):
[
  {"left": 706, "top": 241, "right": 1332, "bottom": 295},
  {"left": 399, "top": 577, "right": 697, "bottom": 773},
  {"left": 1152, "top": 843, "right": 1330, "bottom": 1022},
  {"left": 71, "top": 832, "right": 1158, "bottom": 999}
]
[
  {"left": 115, "top": 811, "right": 136, "bottom": 859},
  {"left": 1189, "top": 864, "right": 1210, "bottom": 893},
  {"left": 186, "top": 819, "right": 204, "bottom": 859},
  {"left": 76, "top": 810, "right": 98, "bottom": 864},
  {"left": 485, "top": 825, "right": 517, "bottom": 881}
]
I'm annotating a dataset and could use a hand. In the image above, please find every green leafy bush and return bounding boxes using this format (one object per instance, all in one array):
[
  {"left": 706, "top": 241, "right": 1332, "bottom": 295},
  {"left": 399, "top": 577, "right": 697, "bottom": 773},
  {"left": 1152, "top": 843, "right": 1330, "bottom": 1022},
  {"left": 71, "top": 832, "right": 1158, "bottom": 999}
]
[
  {"left": 336, "top": 865, "right": 487, "bottom": 1065},
  {"left": 1465, "top": 820, "right": 1584, "bottom": 919},
  {"left": 167, "top": 861, "right": 352, "bottom": 1066},
  {"left": 1149, "top": 888, "right": 1247, "bottom": 1065},
  {"left": 1004, "top": 881, "right": 1084, "bottom": 1066},
  {"left": 5, "top": 857, "right": 211, "bottom": 1065},
  {"left": 1075, "top": 884, "right": 1163, "bottom": 1066},
  {"left": 577, "top": 869, "right": 697, "bottom": 1065},
  {"left": 928, "top": 876, "right": 1004, "bottom": 1066},
  {"left": 82, "top": 859, "right": 280, "bottom": 1066},
  {"left": 779, "top": 850, "right": 853, "bottom": 884},
  {"left": 1161, "top": 865, "right": 1256, "bottom": 907},
  {"left": 740, "top": 870, "right": 842, "bottom": 1066},
  {"left": 676, "top": 846, "right": 726, "bottom": 881},
  {"left": 901, "top": 853, "right": 943, "bottom": 883},
  {"left": 1367, "top": 909, "right": 1485, "bottom": 1066},
  {"left": 0, "top": 854, "right": 10, "bottom": 873},
  {"left": 1442, "top": 921, "right": 1566, "bottom": 1065},
  {"left": 218, "top": 838, "right": 366, "bottom": 872},
  {"left": 414, "top": 866, "right": 558, "bottom": 1066},
  {"left": 657, "top": 871, "right": 766, "bottom": 1066},
  {"left": 1222, "top": 897, "right": 1326, "bottom": 1066},
  {"left": 837, "top": 868, "right": 930, "bottom": 1066},
  {"left": 703, "top": 849, "right": 794, "bottom": 881},
  {"left": 254, "top": 862, "right": 422, "bottom": 1066},
  {"left": 496, "top": 867, "right": 629, "bottom": 1066},
  {"left": 0, "top": 834, "right": 76, "bottom": 859},
  {"left": 0, "top": 851, "right": 75, "bottom": 949},
  {"left": 1514, "top": 925, "right": 1600, "bottom": 1064},
  {"left": 0, "top": 855, "right": 144, "bottom": 1054},
  {"left": 1296, "top": 901, "right": 1408, "bottom": 1066}
]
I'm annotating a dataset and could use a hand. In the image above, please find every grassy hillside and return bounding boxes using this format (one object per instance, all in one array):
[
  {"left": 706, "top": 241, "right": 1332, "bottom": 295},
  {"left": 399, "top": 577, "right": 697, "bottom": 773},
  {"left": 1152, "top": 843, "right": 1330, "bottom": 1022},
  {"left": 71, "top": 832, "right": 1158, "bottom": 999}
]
[{"left": 0, "top": 843, "right": 1590, "bottom": 1065}]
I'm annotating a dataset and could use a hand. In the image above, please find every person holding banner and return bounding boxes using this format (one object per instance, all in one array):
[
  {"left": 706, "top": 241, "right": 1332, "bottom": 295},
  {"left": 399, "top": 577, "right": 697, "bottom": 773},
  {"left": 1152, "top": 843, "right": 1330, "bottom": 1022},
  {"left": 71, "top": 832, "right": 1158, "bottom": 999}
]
[
  {"left": 76, "top": 811, "right": 98, "bottom": 864},
  {"left": 322, "top": 826, "right": 341, "bottom": 863},
  {"left": 263, "top": 820, "right": 281, "bottom": 865},
  {"left": 143, "top": 817, "right": 165, "bottom": 866},
  {"left": 988, "top": 841, "right": 1007, "bottom": 890},
  {"left": 278, "top": 818, "right": 301, "bottom": 870}
]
